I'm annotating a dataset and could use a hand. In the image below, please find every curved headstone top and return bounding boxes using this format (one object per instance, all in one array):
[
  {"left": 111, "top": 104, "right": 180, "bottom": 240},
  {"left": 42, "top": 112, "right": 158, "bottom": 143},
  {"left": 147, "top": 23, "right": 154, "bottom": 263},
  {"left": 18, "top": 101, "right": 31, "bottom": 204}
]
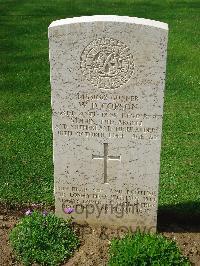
[{"left": 49, "top": 15, "right": 168, "bottom": 30}]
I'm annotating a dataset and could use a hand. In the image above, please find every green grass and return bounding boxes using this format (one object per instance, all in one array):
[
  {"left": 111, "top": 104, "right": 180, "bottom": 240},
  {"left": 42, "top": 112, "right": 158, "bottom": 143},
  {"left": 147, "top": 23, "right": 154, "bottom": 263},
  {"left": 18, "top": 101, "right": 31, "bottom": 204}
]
[
  {"left": 108, "top": 231, "right": 190, "bottom": 265},
  {"left": 0, "top": 1, "right": 199, "bottom": 214}
]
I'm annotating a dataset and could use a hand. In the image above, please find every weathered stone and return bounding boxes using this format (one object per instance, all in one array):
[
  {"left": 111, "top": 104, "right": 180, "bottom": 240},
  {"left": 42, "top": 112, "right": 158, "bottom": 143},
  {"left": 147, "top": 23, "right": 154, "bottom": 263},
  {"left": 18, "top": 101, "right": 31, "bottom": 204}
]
[{"left": 48, "top": 15, "right": 168, "bottom": 231}]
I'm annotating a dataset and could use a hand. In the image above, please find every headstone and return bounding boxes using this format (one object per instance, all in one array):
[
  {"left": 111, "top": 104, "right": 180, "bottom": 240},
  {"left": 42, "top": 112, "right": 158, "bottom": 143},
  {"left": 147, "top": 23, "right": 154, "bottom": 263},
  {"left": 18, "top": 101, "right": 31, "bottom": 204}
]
[{"left": 48, "top": 15, "right": 168, "bottom": 232}]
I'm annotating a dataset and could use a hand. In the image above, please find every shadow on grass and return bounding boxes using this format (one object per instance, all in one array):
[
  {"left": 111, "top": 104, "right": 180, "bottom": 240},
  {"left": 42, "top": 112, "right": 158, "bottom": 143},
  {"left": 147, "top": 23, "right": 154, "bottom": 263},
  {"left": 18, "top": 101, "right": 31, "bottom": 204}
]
[{"left": 158, "top": 202, "right": 200, "bottom": 232}]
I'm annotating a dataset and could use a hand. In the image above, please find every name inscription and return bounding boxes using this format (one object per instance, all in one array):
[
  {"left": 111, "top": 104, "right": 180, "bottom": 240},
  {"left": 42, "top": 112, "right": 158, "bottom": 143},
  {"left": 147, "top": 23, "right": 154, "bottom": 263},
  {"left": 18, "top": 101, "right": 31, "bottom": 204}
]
[{"left": 54, "top": 93, "right": 161, "bottom": 140}]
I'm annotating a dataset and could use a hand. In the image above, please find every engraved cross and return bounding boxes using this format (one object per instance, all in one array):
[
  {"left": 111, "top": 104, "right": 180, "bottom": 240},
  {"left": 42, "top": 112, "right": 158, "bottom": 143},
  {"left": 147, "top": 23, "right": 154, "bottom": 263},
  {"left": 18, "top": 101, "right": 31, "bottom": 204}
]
[{"left": 92, "top": 143, "right": 121, "bottom": 184}]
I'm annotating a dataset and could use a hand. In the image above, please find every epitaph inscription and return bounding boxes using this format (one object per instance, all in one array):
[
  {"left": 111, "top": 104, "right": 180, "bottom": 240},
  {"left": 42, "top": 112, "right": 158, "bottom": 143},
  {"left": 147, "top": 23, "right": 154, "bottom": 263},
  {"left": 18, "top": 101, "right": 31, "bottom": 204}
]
[{"left": 49, "top": 16, "right": 168, "bottom": 231}]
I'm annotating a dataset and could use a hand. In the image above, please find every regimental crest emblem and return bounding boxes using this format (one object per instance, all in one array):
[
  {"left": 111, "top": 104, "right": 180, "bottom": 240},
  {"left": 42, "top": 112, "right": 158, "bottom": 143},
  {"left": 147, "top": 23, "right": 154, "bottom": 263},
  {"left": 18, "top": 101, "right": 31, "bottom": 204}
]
[{"left": 80, "top": 38, "right": 134, "bottom": 90}]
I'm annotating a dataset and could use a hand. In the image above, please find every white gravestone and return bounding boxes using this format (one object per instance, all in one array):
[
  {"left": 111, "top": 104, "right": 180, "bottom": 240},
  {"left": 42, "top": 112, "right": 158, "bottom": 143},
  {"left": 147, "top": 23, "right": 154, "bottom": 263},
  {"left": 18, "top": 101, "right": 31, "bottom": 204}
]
[{"left": 48, "top": 16, "right": 168, "bottom": 231}]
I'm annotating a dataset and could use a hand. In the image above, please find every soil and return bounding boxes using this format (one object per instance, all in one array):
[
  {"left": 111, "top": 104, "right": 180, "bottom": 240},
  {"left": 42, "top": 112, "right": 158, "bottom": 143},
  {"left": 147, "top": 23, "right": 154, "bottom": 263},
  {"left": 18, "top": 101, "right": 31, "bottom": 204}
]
[{"left": 0, "top": 204, "right": 200, "bottom": 266}]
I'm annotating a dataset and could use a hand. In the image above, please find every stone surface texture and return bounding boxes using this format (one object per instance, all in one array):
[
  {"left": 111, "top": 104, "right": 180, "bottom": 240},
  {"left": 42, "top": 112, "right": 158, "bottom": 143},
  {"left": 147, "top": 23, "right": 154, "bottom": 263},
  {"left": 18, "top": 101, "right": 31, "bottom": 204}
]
[{"left": 49, "top": 15, "right": 168, "bottom": 231}]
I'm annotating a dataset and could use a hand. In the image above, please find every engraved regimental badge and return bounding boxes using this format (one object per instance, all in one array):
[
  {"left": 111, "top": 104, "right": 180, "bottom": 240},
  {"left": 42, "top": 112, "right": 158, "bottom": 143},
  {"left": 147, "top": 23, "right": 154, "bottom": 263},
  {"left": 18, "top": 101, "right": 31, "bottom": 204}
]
[{"left": 80, "top": 38, "right": 134, "bottom": 90}]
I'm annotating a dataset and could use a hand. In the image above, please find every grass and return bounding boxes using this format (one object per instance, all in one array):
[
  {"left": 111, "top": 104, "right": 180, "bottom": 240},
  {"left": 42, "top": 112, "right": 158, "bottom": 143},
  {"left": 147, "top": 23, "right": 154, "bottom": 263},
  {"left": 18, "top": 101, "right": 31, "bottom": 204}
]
[
  {"left": 108, "top": 231, "right": 190, "bottom": 265},
  {"left": 0, "top": 1, "right": 199, "bottom": 215}
]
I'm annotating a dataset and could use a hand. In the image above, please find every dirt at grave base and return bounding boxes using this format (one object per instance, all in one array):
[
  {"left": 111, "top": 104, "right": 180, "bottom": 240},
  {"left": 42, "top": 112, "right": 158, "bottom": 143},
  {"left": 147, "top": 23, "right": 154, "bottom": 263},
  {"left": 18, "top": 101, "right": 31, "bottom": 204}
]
[{"left": 0, "top": 206, "right": 200, "bottom": 266}]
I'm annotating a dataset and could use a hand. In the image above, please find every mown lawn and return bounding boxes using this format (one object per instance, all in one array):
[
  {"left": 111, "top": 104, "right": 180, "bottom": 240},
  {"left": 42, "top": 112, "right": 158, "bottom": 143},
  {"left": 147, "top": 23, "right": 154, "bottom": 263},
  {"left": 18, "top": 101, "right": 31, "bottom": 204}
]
[{"left": 0, "top": 0, "right": 199, "bottom": 214}]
